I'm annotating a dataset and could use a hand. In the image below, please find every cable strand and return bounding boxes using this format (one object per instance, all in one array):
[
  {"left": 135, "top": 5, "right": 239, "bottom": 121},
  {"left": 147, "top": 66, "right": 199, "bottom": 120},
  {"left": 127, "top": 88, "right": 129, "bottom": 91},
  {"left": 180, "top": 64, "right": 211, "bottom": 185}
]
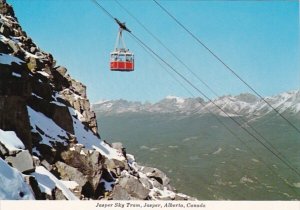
[
  {"left": 153, "top": 0, "right": 300, "bottom": 135},
  {"left": 114, "top": 0, "right": 295, "bottom": 170},
  {"left": 129, "top": 32, "right": 300, "bottom": 178},
  {"left": 90, "top": 0, "right": 300, "bottom": 188}
]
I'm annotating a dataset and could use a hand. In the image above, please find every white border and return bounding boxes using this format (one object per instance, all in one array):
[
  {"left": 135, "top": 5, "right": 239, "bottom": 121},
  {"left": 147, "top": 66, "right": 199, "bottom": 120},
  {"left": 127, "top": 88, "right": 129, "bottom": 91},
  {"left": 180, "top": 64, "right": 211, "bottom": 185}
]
[{"left": 0, "top": 201, "right": 299, "bottom": 210}]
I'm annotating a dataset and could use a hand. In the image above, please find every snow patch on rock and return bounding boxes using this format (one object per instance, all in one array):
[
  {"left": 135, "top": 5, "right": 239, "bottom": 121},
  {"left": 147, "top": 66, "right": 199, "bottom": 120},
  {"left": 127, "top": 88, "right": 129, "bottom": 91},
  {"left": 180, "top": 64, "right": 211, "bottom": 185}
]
[
  {"left": 27, "top": 106, "right": 68, "bottom": 147},
  {"left": 0, "top": 158, "right": 35, "bottom": 200},
  {"left": 0, "top": 53, "right": 24, "bottom": 65},
  {"left": 0, "top": 129, "right": 25, "bottom": 152},
  {"left": 33, "top": 166, "right": 78, "bottom": 200}
]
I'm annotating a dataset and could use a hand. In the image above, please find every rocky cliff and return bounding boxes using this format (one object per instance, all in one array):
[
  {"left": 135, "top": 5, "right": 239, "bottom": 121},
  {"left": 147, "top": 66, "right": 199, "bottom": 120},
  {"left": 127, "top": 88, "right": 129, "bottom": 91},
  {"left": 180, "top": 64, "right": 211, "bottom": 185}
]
[{"left": 0, "top": 0, "right": 193, "bottom": 200}]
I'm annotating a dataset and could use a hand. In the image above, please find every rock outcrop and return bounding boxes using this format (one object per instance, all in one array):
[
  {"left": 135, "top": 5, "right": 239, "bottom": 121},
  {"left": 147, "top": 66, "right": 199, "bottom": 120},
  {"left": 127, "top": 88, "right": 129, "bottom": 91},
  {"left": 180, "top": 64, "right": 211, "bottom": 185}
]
[{"left": 0, "top": 0, "right": 194, "bottom": 200}]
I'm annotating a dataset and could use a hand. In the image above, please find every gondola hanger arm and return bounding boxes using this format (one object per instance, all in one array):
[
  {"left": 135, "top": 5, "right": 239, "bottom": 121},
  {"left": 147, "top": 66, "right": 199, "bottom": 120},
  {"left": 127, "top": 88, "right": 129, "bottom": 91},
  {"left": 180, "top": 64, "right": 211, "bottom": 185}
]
[{"left": 114, "top": 18, "right": 131, "bottom": 33}]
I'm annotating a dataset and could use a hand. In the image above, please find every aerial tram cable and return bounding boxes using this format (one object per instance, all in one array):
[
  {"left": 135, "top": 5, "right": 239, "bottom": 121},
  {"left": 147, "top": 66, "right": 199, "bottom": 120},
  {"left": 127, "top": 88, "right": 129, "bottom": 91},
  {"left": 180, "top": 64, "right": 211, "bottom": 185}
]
[
  {"left": 91, "top": 0, "right": 114, "bottom": 20},
  {"left": 92, "top": 3, "right": 300, "bottom": 198},
  {"left": 92, "top": 0, "right": 300, "bottom": 179},
  {"left": 113, "top": 0, "right": 295, "bottom": 170},
  {"left": 90, "top": 0, "right": 300, "bottom": 179},
  {"left": 137, "top": 37, "right": 197, "bottom": 101},
  {"left": 129, "top": 31, "right": 300, "bottom": 178},
  {"left": 152, "top": 0, "right": 300, "bottom": 135},
  {"left": 134, "top": 37, "right": 299, "bottom": 196},
  {"left": 134, "top": 38, "right": 300, "bottom": 196},
  {"left": 114, "top": 0, "right": 220, "bottom": 97},
  {"left": 92, "top": 0, "right": 134, "bottom": 72}
]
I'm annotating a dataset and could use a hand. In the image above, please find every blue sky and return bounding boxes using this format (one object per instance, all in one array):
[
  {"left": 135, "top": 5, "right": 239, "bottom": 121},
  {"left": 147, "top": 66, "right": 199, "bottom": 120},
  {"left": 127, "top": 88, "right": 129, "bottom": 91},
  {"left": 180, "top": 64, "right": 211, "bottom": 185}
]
[{"left": 8, "top": 0, "right": 300, "bottom": 103}]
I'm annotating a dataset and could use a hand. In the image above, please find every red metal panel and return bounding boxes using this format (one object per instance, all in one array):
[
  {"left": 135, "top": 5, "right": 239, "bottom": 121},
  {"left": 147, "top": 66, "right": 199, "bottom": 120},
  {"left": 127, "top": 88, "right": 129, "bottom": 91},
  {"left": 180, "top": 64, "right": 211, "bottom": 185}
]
[
  {"left": 110, "top": 61, "right": 134, "bottom": 71},
  {"left": 125, "top": 61, "right": 134, "bottom": 70}
]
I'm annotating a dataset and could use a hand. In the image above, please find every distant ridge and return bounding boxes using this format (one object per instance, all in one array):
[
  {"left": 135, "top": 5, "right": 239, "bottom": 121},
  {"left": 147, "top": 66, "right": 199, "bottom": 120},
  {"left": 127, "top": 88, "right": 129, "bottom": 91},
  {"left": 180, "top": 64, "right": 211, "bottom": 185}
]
[{"left": 93, "top": 90, "right": 300, "bottom": 118}]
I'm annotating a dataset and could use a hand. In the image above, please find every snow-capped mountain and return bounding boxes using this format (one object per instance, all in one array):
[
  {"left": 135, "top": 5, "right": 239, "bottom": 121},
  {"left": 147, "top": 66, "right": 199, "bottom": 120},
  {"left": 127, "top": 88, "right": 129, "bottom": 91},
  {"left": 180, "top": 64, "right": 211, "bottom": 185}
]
[{"left": 93, "top": 90, "right": 300, "bottom": 118}]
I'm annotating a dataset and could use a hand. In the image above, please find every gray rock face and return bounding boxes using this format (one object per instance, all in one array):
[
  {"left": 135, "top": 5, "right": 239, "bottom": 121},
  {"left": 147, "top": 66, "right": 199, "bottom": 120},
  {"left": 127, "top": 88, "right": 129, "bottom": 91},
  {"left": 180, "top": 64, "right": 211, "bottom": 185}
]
[
  {"left": 55, "top": 66, "right": 67, "bottom": 76},
  {"left": 111, "top": 185, "right": 132, "bottom": 200},
  {"left": 55, "top": 161, "right": 88, "bottom": 188},
  {"left": 104, "top": 158, "right": 128, "bottom": 178},
  {"left": 1, "top": 0, "right": 99, "bottom": 159},
  {"left": 150, "top": 178, "right": 164, "bottom": 190},
  {"left": 0, "top": 0, "right": 194, "bottom": 201},
  {"left": 118, "top": 174, "right": 150, "bottom": 199},
  {"left": 5, "top": 150, "right": 35, "bottom": 173},
  {"left": 71, "top": 79, "right": 86, "bottom": 98},
  {"left": 28, "top": 97, "right": 74, "bottom": 134},
  {"left": 139, "top": 177, "right": 153, "bottom": 190},
  {"left": 8, "top": 39, "right": 20, "bottom": 53},
  {"left": 0, "top": 96, "right": 32, "bottom": 151},
  {"left": 60, "top": 149, "right": 103, "bottom": 191},
  {"left": 54, "top": 188, "right": 67, "bottom": 200},
  {"left": 140, "top": 166, "right": 170, "bottom": 186},
  {"left": 0, "top": 0, "right": 14, "bottom": 16},
  {"left": 0, "top": 22, "right": 10, "bottom": 37},
  {"left": 55, "top": 161, "right": 91, "bottom": 198},
  {"left": 59, "top": 86, "right": 99, "bottom": 136}
]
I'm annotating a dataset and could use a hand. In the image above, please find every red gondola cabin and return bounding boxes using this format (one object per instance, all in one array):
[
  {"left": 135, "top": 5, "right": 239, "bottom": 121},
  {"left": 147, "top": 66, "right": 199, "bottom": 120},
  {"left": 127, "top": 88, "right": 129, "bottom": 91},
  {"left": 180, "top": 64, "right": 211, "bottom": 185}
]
[
  {"left": 110, "top": 21, "right": 134, "bottom": 72},
  {"left": 110, "top": 48, "right": 134, "bottom": 71}
]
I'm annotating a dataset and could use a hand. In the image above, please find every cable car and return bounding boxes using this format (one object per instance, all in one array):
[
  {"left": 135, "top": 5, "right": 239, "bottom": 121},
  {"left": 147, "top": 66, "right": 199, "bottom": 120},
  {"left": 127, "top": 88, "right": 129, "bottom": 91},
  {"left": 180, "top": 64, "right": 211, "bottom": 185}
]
[
  {"left": 110, "top": 48, "right": 134, "bottom": 72},
  {"left": 110, "top": 20, "right": 134, "bottom": 72}
]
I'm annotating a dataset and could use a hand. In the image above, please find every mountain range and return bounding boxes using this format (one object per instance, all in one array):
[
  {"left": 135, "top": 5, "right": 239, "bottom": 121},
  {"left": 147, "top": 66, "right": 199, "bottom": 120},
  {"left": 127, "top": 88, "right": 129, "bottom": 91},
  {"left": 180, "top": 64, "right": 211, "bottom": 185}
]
[
  {"left": 93, "top": 90, "right": 300, "bottom": 118},
  {"left": 93, "top": 90, "right": 300, "bottom": 200}
]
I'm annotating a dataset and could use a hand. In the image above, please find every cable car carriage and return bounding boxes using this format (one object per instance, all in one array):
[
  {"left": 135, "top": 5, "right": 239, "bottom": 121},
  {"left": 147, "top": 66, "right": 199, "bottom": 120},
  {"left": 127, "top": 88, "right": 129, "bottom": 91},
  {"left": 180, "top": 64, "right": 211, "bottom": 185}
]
[
  {"left": 110, "top": 49, "right": 134, "bottom": 72},
  {"left": 110, "top": 20, "right": 134, "bottom": 72}
]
